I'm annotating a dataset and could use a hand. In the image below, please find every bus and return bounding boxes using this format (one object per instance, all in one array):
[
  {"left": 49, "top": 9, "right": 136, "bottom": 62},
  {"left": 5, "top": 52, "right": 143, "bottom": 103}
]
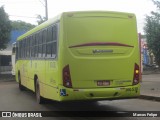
[
  {"left": 15, "top": 11, "right": 141, "bottom": 104},
  {"left": 12, "top": 42, "right": 16, "bottom": 75}
]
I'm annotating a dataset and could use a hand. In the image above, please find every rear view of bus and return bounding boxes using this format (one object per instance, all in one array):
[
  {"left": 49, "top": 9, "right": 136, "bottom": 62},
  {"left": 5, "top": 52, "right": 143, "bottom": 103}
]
[{"left": 60, "top": 11, "right": 141, "bottom": 101}]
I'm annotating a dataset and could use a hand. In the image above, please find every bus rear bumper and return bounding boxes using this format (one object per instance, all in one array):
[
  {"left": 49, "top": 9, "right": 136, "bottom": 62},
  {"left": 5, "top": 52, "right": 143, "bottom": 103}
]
[{"left": 58, "top": 84, "right": 140, "bottom": 101}]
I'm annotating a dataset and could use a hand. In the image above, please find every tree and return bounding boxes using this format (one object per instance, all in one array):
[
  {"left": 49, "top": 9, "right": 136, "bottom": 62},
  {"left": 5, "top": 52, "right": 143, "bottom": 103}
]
[
  {"left": 0, "top": 6, "right": 11, "bottom": 50},
  {"left": 36, "top": 15, "right": 46, "bottom": 25},
  {"left": 144, "top": 0, "right": 160, "bottom": 67},
  {"left": 11, "top": 20, "right": 35, "bottom": 31}
]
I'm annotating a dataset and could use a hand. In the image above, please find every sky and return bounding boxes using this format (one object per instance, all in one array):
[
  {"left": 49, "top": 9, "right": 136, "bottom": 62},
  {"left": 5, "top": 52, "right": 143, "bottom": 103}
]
[{"left": 0, "top": 0, "right": 157, "bottom": 33}]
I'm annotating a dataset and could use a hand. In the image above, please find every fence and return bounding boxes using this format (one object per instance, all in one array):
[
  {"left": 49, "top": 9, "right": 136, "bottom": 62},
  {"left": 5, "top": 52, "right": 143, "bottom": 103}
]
[{"left": 0, "top": 66, "right": 12, "bottom": 73}]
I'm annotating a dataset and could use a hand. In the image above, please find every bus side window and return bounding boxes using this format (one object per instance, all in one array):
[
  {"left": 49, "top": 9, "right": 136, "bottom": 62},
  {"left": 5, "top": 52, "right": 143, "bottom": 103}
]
[
  {"left": 43, "top": 30, "right": 47, "bottom": 57},
  {"left": 15, "top": 42, "right": 18, "bottom": 60},
  {"left": 27, "top": 38, "right": 29, "bottom": 58},
  {"left": 36, "top": 33, "right": 39, "bottom": 58},
  {"left": 20, "top": 40, "right": 22, "bottom": 59},
  {"left": 29, "top": 37, "right": 31, "bottom": 58},
  {"left": 52, "top": 25, "right": 57, "bottom": 41},
  {"left": 31, "top": 35, "right": 34, "bottom": 58},
  {"left": 33, "top": 34, "right": 36, "bottom": 58},
  {"left": 34, "top": 45, "right": 37, "bottom": 58},
  {"left": 22, "top": 40, "right": 24, "bottom": 58},
  {"left": 39, "top": 31, "right": 43, "bottom": 45},
  {"left": 46, "top": 43, "right": 51, "bottom": 58},
  {"left": 42, "top": 44, "right": 46, "bottom": 58},
  {"left": 46, "top": 24, "right": 58, "bottom": 58},
  {"left": 47, "top": 26, "right": 52, "bottom": 42},
  {"left": 19, "top": 41, "right": 21, "bottom": 59},
  {"left": 36, "top": 33, "right": 39, "bottom": 46},
  {"left": 24, "top": 38, "right": 28, "bottom": 58},
  {"left": 43, "top": 30, "right": 47, "bottom": 44},
  {"left": 51, "top": 42, "right": 57, "bottom": 58},
  {"left": 38, "top": 45, "right": 42, "bottom": 58},
  {"left": 38, "top": 32, "right": 42, "bottom": 58},
  {"left": 46, "top": 26, "right": 52, "bottom": 58},
  {"left": 21, "top": 40, "right": 23, "bottom": 58},
  {"left": 51, "top": 24, "right": 57, "bottom": 58},
  {"left": 39, "top": 31, "right": 45, "bottom": 58}
]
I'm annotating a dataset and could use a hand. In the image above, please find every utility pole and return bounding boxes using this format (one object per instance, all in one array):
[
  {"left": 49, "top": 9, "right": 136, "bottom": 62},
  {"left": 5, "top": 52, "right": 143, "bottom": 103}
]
[{"left": 44, "top": 0, "right": 48, "bottom": 20}]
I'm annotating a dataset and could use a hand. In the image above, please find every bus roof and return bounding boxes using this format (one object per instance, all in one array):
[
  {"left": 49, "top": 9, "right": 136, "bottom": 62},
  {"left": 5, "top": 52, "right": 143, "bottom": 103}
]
[{"left": 17, "top": 11, "right": 135, "bottom": 41}]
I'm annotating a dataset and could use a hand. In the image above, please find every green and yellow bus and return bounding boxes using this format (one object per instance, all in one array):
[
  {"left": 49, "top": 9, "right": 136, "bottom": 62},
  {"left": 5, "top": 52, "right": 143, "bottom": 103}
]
[{"left": 15, "top": 11, "right": 141, "bottom": 104}]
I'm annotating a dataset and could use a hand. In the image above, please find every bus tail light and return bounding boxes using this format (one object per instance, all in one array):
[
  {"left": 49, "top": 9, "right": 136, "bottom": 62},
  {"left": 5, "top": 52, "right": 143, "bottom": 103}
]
[
  {"left": 63, "top": 65, "right": 72, "bottom": 88},
  {"left": 133, "top": 63, "right": 140, "bottom": 85}
]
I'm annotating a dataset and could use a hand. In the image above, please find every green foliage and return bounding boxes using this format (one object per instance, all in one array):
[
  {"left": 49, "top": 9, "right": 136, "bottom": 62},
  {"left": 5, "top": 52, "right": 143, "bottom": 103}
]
[
  {"left": 11, "top": 20, "right": 36, "bottom": 31},
  {"left": 144, "top": 0, "right": 160, "bottom": 66},
  {"left": 0, "top": 6, "right": 11, "bottom": 50}
]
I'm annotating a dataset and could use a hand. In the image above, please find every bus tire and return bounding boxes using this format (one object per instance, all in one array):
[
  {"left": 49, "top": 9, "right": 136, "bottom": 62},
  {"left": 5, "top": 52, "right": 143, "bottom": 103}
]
[
  {"left": 18, "top": 73, "right": 25, "bottom": 91},
  {"left": 35, "top": 80, "right": 45, "bottom": 104}
]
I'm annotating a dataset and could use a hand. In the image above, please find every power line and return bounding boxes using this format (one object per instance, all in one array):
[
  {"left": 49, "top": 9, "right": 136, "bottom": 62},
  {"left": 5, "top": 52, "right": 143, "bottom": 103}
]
[
  {"left": 0, "top": 1, "right": 39, "bottom": 5},
  {"left": 38, "top": 0, "right": 45, "bottom": 7},
  {"left": 45, "top": 0, "right": 48, "bottom": 20},
  {"left": 1, "top": 0, "right": 48, "bottom": 20},
  {"left": 37, "top": 0, "right": 48, "bottom": 20},
  {"left": 9, "top": 15, "right": 37, "bottom": 19}
]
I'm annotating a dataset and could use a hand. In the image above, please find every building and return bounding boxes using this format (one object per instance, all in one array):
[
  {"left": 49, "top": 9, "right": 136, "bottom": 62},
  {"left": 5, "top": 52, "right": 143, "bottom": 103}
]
[{"left": 0, "top": 30, "right": 26, "bottom": 73}]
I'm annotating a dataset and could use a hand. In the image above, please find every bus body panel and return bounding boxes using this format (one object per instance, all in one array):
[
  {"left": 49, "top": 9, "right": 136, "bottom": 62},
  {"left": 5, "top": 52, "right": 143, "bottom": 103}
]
[{"left": 58, "top": 84, "right": 140, "bottom": 101}]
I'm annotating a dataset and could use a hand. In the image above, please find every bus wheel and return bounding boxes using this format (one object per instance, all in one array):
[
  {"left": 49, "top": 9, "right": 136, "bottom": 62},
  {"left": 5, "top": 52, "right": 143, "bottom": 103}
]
[
  {"left": 18, "top": 73, "right": 25, "bottom": 91},
  {"left": 35, "top": 80, "right": 44, "bottom": 104}
]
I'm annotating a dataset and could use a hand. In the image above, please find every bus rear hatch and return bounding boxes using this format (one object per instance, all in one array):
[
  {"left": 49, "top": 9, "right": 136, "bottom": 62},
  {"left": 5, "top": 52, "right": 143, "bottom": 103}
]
[{"left": 63, "top": 12, "right": 140, "bottom": 89}]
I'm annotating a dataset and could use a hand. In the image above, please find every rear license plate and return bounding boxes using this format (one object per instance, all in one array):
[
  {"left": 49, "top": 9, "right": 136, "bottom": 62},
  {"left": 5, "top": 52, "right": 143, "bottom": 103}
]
[{"left": 97, "top": 80, "right": 110, "bottom": 86}]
